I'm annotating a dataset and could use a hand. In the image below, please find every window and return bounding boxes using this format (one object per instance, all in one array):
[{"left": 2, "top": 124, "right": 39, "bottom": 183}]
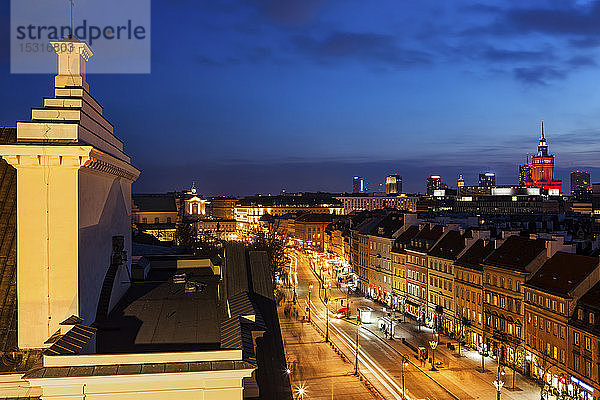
[
  {"left": 585, "top": 336, "right": 591, "bottom": 351},
  {"left": 142, "top": 217, "right": 147, "bottom": 223},
  {"left": 166, "top": 217, "right": 171, "bottom": 223},
  {"left": 560, "top": 326, "right": 565, "bottom": 339},
  {"left": 578, "top": 309, "right": 584, "bottom": 320},
  {"left": 590, "top": 313, "right": 595, "bottom": 325},
  {"left": 574, "top": 355, "right": 580, "bottom": 371},
  {"left": 574, "top": 332, "right": 580, "bottom": 346},
  {"left": 154, "top": 217, "right": 159, "bottom": 223}
]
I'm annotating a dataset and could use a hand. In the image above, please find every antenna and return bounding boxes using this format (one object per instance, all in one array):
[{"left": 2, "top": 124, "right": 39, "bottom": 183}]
[{"left": 69, "top": 0, "right": 75, "bottom": 38}]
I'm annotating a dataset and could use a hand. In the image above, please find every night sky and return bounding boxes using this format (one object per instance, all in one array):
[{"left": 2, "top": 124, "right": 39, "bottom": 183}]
[{"left": 2, "top": 0, "right": 600, "bottom": 195}]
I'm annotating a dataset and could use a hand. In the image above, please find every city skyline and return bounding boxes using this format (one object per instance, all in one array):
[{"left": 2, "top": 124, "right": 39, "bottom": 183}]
[{"left": 2, "top": 1, "right": 600, "bottom": 195}]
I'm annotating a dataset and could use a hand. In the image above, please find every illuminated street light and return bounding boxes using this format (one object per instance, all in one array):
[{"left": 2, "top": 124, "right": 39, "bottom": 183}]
[
  {"left": 308, "top": 283, "right": 313, "bottom": 323},
  {"left": 429, "top": 333, "right": 439, "bottom": 371},
  {"left": 295, "top": 385, "right": 307, "bottom": 399},
  {"left": 401, "top": 355, "right": 409, "bottom": 399}
]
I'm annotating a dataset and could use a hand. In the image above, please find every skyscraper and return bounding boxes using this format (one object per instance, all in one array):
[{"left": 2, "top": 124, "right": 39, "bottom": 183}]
[
  {"left": 522, "top": 122, "right": 562, "bottom": 192},
  {"left": 479, "top": 172, "right": 496, "bottom": 187},
  {"left": 353, "top": 176, "right": 365, "bottom": 193},
  {"left": 385, "top": 174, "right": 402, "bottom": 195},
  {"left": 571, "top": 170, "right": 591, "bottom": 200},
  {"left": 519, "top": 163, "right": 532, "bottom": 186},
  {"left": 426, "top": 175, "right": 442, "bottom": 195}
]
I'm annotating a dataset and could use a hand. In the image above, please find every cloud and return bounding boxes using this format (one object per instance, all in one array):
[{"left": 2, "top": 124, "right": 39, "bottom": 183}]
[
  {"left": 513, "top": 65, "right": 566, "bottom": 85},
  {"left": 568, "top": 55, "right": 596, "bottom": 66},
  {"left": 292, "top": 31, "right": 431, "bottom": 68},
  {"left": 248, "top": 0, "right": 328, "bottom": 26},
  {"left": 481, "top": 46, "right": 554, "bottom": 63}
]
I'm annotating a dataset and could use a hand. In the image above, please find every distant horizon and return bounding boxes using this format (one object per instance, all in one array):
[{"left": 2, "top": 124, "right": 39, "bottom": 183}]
[{"left": 3, "top": 1, "right": 600, "bottom": 196}]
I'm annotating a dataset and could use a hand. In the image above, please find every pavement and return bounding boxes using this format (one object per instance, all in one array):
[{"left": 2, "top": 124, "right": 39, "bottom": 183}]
[
  {"left": 278, "top": 303, "right": 376, "bottom": 400},
  {"left": 286, "top": 249, "right": 558, "bottom": 400}
]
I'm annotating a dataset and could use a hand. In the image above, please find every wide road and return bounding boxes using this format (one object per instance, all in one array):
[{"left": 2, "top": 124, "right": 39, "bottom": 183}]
[{"left": 289, "top": 250, "right": 456, "bottom": 400}]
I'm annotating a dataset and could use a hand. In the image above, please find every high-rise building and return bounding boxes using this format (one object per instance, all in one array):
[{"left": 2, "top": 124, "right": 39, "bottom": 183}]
[
  {"left": 522, "top": 122, "right": 562, "bottom": 192},
  {"left": 478, "top": 172, "right": 496, "bottom": 187},
  {"left": 571, "top": 170, "right": 591, "bottom": 199},
  {"left": 426, "top": 175, "right": 442, "bottom": 195},
  {"left": 519, "top": 163, "right": 531, "bottom": 186},
  {"left": 385, "top": 174, "right": 402, "bottom": 195},
  {"left": 353, "top": 176, "right": 365, "bottom": 193},
  {"left": 457, "top": 175, "right": 465, "bottom": 189}
]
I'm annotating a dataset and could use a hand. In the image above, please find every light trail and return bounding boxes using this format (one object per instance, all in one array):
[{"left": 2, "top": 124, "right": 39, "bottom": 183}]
[{"left": 306, "top": 299, "right": 413, "bottom": 400}]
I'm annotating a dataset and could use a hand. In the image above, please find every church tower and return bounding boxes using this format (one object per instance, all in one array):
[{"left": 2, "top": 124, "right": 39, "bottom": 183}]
[{"left": 0, "top": 38, "right": 140, "bottom": 349}]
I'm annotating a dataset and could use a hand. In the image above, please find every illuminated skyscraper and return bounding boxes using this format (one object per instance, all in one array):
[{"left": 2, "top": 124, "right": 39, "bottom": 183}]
[
  {"left": 385, "top": 174, "right": 402, "bottom": 195},
  {"left": 426, "top": 175, "right": 442, "bottom": 195},
  {"left": 353, "top": 176, "right": 365, "bottom": 193},
  {"left": 479, "top": 172, "right": 496, "bottom": 187},
  {"left": 523, "top": 122, "right": 562, "bottom": 192},
  {"left": 571, "top": 170, "right": 591, "bottom": 200},
  {"left": 519, "top": 163, "right": 532, "bottom": 186}
]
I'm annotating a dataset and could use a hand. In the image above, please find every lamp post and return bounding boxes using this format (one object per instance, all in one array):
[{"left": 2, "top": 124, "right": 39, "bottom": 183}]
[
  {"left": 308, "top": 283, "right": 313, "bottom": 323},
  {"left": 325, "top": 287, "right": 329, "bottom": 343},
  {"left": 354, "top": 321, "right": 360, "bottom": 376},
  {"left": 493, "top": 364, "right": 505, "bottom": 400},
  {"left": 401, "top": 354, "right": 409, "bottom": 399},
  {"left": 429, "top": 332, "right": 439, "bottom": 371}
]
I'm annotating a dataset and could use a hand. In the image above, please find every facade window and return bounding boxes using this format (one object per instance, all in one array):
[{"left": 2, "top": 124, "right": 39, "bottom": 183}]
[
  {"left": 154, "top": 217, "right": 159, "bottom": 223},
  {"left": 585, "top": 336, "right": 591, "bottom": 351},
  {"left": 590, "top": 313, "right": 595, "bottom": 325},
  {"left": 166, "top": 217, "right": 171, "bottom": 223},
  {"left": 516, "top": 281, "right": 520, "bottom": 292},
  {"left": 560, "top": 303, "right": 565, "bottom": 314},
  {"left": 574, "top": 331, "right": 580, "bottom": 346},
  {"left": 574, "top": 355, "right": 580, "bottom": 371},
  {"left": 142, "top": 217, "right": 147, "bottom": 223},
  {"left": 578, "top": 309, "right": 584, "bottom": 320}
]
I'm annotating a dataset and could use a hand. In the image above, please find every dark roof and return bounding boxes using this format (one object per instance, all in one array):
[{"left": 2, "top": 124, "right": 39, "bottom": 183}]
[
  {"left": 579, "top": 281, "right": 600, "bottom": 310},
  {"left": 527, "top": 252, "right": 599, "bottom": 296},
  {"left": 248, "top": 251, "right": 273, "bottom": 300},
  {"left": 96, "top": 267, "right": 225, "bottom": 353},
  {"left": 353, "top": 215, "right": 386, "bottom": 235},
  {"left": 133, "top": 194, "right": 177, "bottom": 212},
  {"left": 295, "top": 213, "right": 337, "bottom": 223},
  {"left": 455, "top": 239, "right": 495, "bottom": 270},
  {"left": 415, "top": 224, "right": 444, "bottom": 241},
  {"left": 428, "top": 230, "right": 466, "bottom": 260},
  {"left": 23, "top": 359, "right": 255, "bottom": 379},
  {"left": 236, "top": 194, "right": 341, "bottom": 208},
  {"left": 394, "top": 225, "right": 420, "bottom": 245},
  {"left": 368, "top": 214, "right": 404, "bottom": 238},
  {"left": 484, "top": 235, "right": 546, "bottom": 271},
  {"left": 220, "top": 316, "right": 258, "bottom": 363}
]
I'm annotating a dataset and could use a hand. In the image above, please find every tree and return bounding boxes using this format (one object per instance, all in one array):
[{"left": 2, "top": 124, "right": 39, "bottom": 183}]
[
  {"left": 176, "top": 221, "right": 198, "bottom": 252},
  {"left": 252, "top": 219, "right": 289, "bottom": 284}
]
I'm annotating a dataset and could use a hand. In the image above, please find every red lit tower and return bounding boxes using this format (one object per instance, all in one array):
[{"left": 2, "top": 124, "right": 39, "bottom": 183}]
[{"left": 524, "top": 122, "right": 562, "bottom": 192}]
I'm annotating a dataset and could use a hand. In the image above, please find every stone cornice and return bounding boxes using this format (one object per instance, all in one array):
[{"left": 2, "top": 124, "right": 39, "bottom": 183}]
[{"left": 0, "top": 145, "right": 140, "bottom": 183}]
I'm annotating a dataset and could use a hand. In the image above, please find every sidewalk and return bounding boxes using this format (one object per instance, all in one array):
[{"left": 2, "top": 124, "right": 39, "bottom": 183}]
[
  {"left": 278, "top": 303, "right": 376, "bottom": 400},
  {"left": 332, "top": 290, "right": 556, "bottom": 400}
]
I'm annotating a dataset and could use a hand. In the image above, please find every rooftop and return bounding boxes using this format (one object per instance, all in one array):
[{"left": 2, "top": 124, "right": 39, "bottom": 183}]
[
  {"left": 428, "top": 230, "right": 466, "bottom": 260},
  {"left": 484, "top": 235, "right": 547, "bottom": 271},
  {"left": 526, "top": 252, "right": 599, "bottom": 296},
  {"left": 368, "top": 213, "right": 405, "bottom": 238},
  {"left": 96, "top": 266, "right": 225, "bottom": 354},
  {"left": 455, "top": 239, "right": 495, "bottom": 271},
  {"left": 133, "top": 194, "right": 177, "bottom": 213}
]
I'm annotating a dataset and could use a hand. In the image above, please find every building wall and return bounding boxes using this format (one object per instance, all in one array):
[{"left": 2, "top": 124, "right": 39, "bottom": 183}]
[
  {"left": 454, "top": 265, "right": 484, "bottom": 347},
  {"left": 367, "top": 235, "right": 393, "bottom": 305},
  {"left": 405, "top": 250, "right": 428, "bottom": 321},
  {"left": 79, "top": 170, "right": 133, "bottom": 325},
  {"left": 391, "top": 251, "right": 407, "bottom": 312},
  {"left": 427, "top": 256, "right": 455, "bottom": 332}
]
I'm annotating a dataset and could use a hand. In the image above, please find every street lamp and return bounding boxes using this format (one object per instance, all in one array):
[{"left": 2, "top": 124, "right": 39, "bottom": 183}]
[
  {"left": 429, "top": 333, "right": 439, "bottom": 371},
  {"left": 325, "top": 291, "right": 329, "bottom": 343},
  {"left": 354, "top": 321, "right": 360, "bottom": 376},
  {"left": 493, "top": 366, "right": 505, "bottom": 400},
  {"left": 308, "top": 283, "right": 313, "bottom": 323},
  {"left": 401, "top": 355, "right": 409, "bottom": 399}
]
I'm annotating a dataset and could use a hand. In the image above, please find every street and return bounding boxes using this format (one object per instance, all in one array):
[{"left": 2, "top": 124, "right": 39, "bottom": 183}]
[{"left": 287, "top": 249, "right": 555, "bottom": 400}]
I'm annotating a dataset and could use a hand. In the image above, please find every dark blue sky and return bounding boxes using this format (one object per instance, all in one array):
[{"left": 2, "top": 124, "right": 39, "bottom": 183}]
[{"left": 2, "top": 0, "right": 600, "bottom": 195}]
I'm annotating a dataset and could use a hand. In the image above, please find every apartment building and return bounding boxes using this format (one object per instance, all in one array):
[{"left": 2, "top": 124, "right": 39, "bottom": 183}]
[
  {"left": 391, "top": 226, "right": 420, "bottom": 313},
  {"left": 454, "top": 238, "right": 496, "bottom": 348},
  {"left": 405, "top": 224, "right": 446, "bottom": 323},
  {"left": 427, "top": 230, "right": 467, "bottom": 334},
  {"left": 482, "top": 235, "right": 548, "bottom": 368},
  {"left": 524, "top": 252, "right": 600, "bottom": 398}
]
